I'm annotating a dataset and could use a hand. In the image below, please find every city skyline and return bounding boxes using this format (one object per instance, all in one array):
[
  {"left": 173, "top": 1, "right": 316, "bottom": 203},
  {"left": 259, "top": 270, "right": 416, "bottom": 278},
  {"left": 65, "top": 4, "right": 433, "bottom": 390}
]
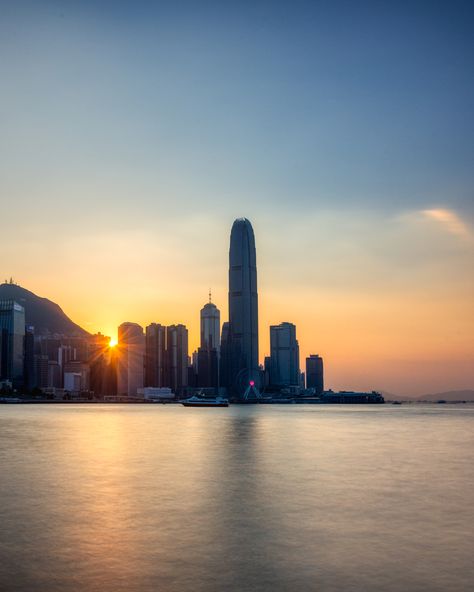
[
  {"left": 1, "top": 2, "right": 473, "bottom": 396},
  {"left": 3, "top": 203, "right": 473, "bottom": 397}
]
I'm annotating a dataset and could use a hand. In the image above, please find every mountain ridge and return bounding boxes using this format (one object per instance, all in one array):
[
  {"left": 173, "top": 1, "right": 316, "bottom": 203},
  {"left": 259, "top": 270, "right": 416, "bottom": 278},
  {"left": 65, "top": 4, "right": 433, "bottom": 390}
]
[
  {"left": 417, "top": 390, "right": 474, "bottom": 402},
  {"left": 0, "top": 283, "right": 90, "bottom": 337},
  {"left": 382, "top": 389, "right": 474, "bottom": 401}
]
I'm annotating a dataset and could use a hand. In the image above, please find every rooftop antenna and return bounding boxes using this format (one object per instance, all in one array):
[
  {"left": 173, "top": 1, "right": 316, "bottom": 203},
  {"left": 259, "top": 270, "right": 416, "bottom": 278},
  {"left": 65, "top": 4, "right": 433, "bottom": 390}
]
[{"left": 209, "top": 288, "right": 212, "bottom": 303}]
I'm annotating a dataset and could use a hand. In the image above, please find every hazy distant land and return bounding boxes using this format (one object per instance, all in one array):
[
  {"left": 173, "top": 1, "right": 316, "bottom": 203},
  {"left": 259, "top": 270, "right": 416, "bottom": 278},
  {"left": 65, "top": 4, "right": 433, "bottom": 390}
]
[{"left": 382, "top": 390, "right": 474, "bottom": 402}]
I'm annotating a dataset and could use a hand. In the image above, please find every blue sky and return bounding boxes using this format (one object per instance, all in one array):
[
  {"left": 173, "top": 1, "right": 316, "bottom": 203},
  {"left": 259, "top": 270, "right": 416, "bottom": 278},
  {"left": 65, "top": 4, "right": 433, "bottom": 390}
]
[{"left": 2, "top": 0, "right": 473, "bottom": 215}]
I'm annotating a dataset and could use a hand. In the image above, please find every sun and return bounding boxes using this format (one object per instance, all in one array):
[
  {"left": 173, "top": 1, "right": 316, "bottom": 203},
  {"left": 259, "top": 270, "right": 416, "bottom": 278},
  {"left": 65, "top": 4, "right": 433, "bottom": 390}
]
[{"left": 109, "top": 338, "right": 118, "bottom": 348}]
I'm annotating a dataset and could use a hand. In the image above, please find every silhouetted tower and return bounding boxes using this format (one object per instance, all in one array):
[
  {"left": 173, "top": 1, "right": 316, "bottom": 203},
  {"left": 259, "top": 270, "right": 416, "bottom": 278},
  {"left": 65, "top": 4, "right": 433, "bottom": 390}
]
[
  {"left": 306, "top": 354, "right": 324, "bottom": 396},
  {"left": 221, "top": 218, "right": 259, "bottom": 396},
  {"left": 200, "top": 292, "right": 220, "bottom": 351},
  {"left": 0, "top": 300, "right": 25, "bottom": 389},
  {"left": 269, "top": 322, "right": 300, "bottom": 388},
  {"left": 145, "top": 323, "right": 166, "bottom": 387},
  {"left": 197, "top": 293, "right": 220, "bottom": 390},
  {"left": 166, "top": 324, "right": 188, "bottom": 394},
  {"left": 117, "top": 322, "right": 144, "bottom": 396}
]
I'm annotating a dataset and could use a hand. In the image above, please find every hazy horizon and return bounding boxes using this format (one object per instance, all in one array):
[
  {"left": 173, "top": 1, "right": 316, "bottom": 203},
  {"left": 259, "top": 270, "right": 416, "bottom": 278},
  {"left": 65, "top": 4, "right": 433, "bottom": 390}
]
[{"left": 1, "top": 1, "right": 473, "bottom": 396}]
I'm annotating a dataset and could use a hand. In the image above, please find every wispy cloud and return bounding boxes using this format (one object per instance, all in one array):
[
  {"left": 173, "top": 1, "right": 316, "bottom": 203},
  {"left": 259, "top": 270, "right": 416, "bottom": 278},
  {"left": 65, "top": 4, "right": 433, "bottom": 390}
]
[{"left": 421, "top": 208, "right": 472, "bottom": 240}]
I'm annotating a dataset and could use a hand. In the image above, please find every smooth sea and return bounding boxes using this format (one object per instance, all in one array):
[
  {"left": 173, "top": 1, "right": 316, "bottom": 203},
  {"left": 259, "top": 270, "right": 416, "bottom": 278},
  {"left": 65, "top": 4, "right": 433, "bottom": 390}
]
[{"left": 1, "top": 403, "right": 473, "bottom": 592}]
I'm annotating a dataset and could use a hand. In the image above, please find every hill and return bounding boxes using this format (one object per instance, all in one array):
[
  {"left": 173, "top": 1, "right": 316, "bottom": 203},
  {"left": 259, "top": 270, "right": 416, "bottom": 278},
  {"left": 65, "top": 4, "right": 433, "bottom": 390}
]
[
  {"left": 417, "top": 390, "right": 474, "bottom": 402},
  {"left": 0, "top": 282, "right": 90, "bottom": 337},
  {"left": 381, "top": 389, "right": 474, "bottom": 402}
]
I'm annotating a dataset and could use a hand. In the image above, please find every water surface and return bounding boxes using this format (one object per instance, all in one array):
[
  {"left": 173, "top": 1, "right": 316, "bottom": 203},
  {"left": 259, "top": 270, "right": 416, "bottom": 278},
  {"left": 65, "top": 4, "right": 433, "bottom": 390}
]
[{"left": 1, "top": 404, "right": 473, "bottom": 591}]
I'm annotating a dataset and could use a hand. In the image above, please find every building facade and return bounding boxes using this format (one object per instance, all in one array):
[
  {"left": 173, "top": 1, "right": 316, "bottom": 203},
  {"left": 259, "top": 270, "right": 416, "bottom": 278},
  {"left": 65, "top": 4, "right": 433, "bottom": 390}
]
[
  {"left": 145, "top": 323, "right": 166, "bottom": 388},
  {"left": 306, "top": 354, "right": 324, "bottom": 396},
  {"left": 221, "top": 218, "right": 259, "bottom": 395},
  {"left": 117, "top": 322, "right": 145, "bottom": 396},
  {"left": 200, "top": 298, "right": 220, "bottom": 351},
  {"left": 0, "top": 300, "right": 25, "bottom": 389},
  {"left": 197, "top": 347, "right": 219, "bottom": 390},
  {"left": 24, "top": 325, "right": 36, "bottom": 391},
  {"left": 198, "top": 296, "right": 220, "bottom": 390},
  {"left": 166, "top": 324, "right": 188, "bottom": 393},
  {"left": 269, "top": 322, "right": 300, "bottom": 388}
]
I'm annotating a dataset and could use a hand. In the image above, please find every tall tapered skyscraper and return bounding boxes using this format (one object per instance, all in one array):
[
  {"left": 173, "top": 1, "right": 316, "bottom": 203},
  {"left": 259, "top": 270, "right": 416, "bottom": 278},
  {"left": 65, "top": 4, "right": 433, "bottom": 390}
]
[{"left": 221, "top": 218, "right": 259, "bottom": 395}]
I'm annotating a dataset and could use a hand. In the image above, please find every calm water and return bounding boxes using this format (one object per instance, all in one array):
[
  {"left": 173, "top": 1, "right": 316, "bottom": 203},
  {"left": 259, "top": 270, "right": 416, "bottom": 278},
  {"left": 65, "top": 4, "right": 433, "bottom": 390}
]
[{"left": 1, "top": 404, "right": 473, "bottom": 592}]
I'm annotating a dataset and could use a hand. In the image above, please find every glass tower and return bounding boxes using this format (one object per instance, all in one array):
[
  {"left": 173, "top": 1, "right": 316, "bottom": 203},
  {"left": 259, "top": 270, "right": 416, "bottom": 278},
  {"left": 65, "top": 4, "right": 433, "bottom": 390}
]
[
  {"left": 0, "top": 300, "right": 26, "bottom": 389},
  {"left": 269, "top": 322, "right": 300, "bottom": 387},
  {"left": 222, "top": 218, "right": 259, "bottom": 395}
]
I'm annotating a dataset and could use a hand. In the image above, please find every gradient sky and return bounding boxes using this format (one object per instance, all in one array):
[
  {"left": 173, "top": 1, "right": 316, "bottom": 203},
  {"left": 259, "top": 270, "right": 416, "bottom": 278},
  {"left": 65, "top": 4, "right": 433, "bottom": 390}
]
[{"left": 1, "top": 0, "right": 473, "bottom": 395}]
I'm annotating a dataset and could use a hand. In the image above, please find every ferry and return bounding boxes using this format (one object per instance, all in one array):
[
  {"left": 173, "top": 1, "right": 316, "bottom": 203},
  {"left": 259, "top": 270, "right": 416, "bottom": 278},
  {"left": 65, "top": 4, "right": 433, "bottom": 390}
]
[{"left": 181, "top": 395, "right": 229, "bottom": 408}]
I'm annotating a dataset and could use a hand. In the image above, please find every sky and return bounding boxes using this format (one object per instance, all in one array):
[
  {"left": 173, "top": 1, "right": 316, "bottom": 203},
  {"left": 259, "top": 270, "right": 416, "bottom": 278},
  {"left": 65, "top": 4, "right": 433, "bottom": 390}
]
[{"left": 1, "top": 0, "right": 473, "bottom": 396}]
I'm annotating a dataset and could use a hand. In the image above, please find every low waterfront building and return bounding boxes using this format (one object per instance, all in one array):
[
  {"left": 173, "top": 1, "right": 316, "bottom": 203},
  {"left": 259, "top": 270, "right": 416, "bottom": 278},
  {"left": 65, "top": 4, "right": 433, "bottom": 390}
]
[
  {"left": 137, "top": 387, "right": 174, "bottom": 400},
  {"left": 322, "top": 390, "right": 385, "bottom": 404}
]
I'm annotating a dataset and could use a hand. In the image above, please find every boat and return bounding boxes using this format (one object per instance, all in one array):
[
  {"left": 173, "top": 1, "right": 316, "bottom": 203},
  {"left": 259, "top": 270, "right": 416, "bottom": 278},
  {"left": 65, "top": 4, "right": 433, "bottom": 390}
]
[{"left": 181, "top": 395, "right": 229, "bottom": 408}]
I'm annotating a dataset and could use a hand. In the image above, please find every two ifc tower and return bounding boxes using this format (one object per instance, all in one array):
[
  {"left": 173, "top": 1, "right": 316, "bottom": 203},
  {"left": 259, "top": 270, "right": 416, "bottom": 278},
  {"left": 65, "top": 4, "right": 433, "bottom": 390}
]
[{"left": 220, "top": 218, "right": 260, "bottom": 396}]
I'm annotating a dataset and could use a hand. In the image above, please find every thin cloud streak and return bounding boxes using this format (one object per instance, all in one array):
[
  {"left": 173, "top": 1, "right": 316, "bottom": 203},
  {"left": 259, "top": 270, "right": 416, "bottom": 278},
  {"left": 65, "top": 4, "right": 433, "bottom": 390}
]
[{"left": 421, "top": 208, "right": 472, "bottom": 240}]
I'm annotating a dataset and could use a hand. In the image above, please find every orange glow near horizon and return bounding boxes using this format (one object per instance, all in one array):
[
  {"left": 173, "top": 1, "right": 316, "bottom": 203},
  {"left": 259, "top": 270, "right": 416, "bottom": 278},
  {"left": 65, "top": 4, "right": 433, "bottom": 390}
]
[{"left": 5, "top": 209, "right": 473, "bottom": 397}]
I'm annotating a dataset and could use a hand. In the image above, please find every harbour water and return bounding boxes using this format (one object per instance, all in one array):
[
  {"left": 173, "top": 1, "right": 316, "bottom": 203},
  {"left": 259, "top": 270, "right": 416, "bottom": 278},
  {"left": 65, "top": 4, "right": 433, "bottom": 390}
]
[{"left": 1, "top": 404, "right": 473, "bottom": 592}]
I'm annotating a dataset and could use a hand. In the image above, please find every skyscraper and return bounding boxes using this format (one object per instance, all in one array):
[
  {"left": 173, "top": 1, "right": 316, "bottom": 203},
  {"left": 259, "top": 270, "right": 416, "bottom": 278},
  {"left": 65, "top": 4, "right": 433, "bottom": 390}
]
[
  {"left": 306, "top": 354, "right": 324, "bottom": 396},
  {"left": 219, "top": 321, "right": 232, "bottom": 390},
  {"left": 145, "top": 323, "right": 166, "bottom": 387},
  {"left": 198, "top": 295, "right": 220, "bottom": 390},
  {"left": 88, "top": 333, "right": 115, "bottom": 397},
  {"left": 166, "top": 324, "right": 188, "bottom": 393},
  {"left": 0, "top": 300, "right": 25, "bottom": 389},
  {"left": 117, "top": 322, "right": 145, "bottom": 396},
  {"left": 24, "top": 325, "right": 36, "bottom": 392},
  {"left": 34, "top": 355, "right": 49, "bottom": 389},
  {"left": 269, "top": 322, "right": 300, "bottom": 388},
  {"left": 200, "top": 294, "right": 220, "bottom": 351},
  {"left": 221, "top": 218, "right": 259, "bottom": 395}
]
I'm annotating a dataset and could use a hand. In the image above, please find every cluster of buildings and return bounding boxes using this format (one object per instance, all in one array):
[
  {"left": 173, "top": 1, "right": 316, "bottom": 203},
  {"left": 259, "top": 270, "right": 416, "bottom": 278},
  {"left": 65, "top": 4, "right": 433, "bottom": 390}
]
[
  {"left": 2, "top": 219, "right": 381, "bottom": 403},
  {"left": 114, "top": 219, "right": 324, "bottom": 401},
  {"left": 114, "top": 304, "right": 323, "bottom": 401},
  {"left": 0, "top": 299, "right": 115, "bottom": 399}
]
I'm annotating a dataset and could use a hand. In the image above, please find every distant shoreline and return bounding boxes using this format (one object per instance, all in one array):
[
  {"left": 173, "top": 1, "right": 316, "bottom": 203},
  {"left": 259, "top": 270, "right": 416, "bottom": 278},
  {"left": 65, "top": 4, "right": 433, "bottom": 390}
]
[{"left": 1, "top": 399, "right": 473, "bottom": 405}]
